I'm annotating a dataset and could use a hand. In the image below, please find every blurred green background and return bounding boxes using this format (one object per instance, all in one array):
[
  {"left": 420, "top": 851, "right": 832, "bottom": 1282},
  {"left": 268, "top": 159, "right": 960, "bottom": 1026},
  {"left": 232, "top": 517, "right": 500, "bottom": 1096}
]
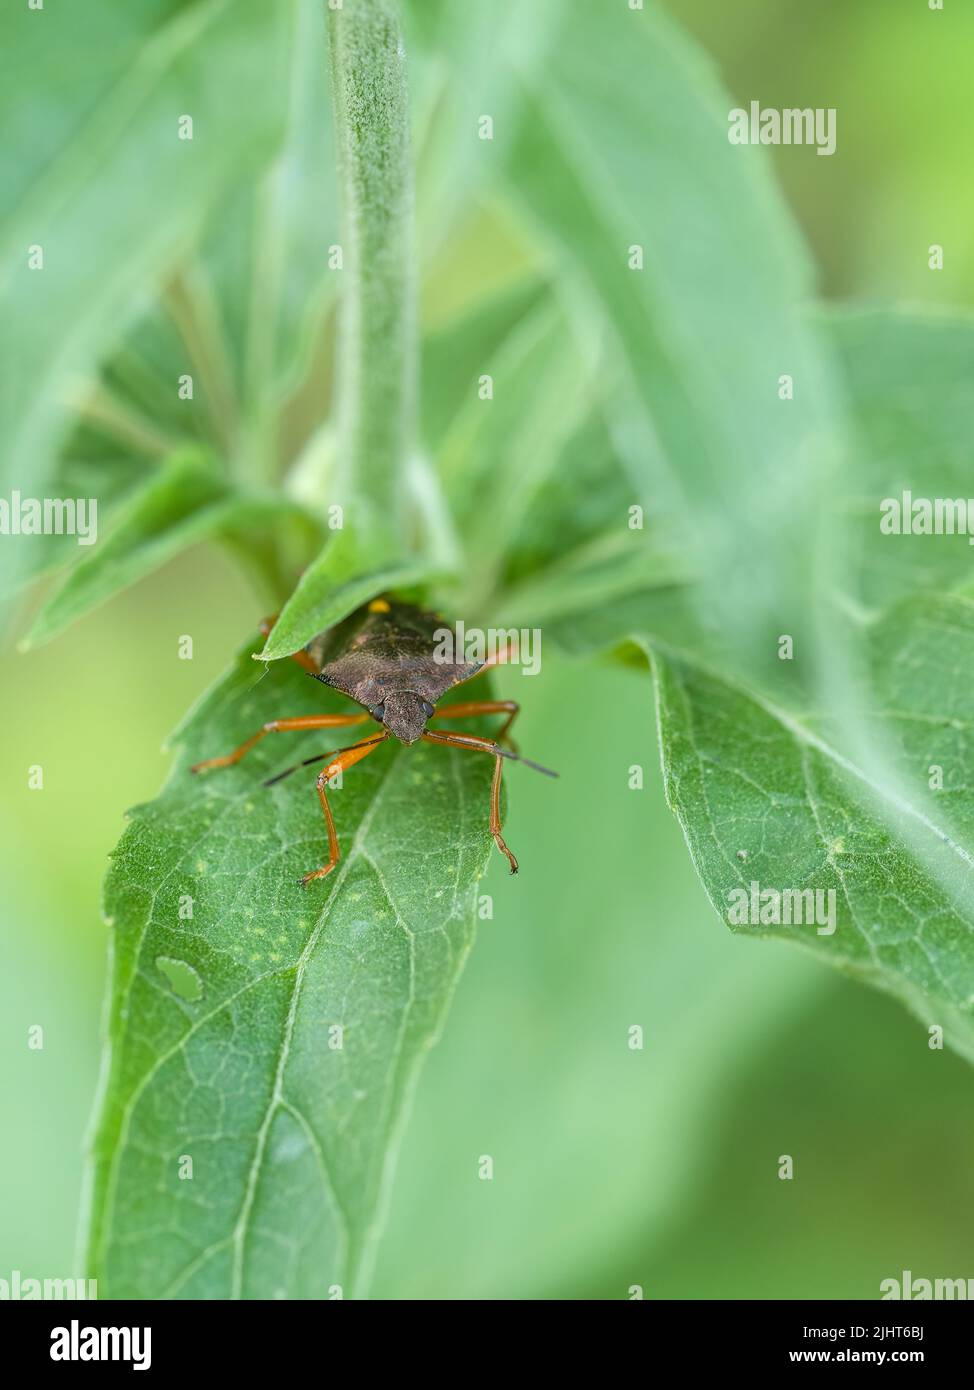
[{"left": 3, "top": 0, "right": 974, "bottom": 1299}]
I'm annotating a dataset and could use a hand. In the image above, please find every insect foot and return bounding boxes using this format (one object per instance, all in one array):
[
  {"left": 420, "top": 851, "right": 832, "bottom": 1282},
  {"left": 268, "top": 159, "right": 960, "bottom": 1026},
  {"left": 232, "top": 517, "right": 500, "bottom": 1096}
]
[
  {"left": 297, "top": 864, "right": 337, "bottom": 889},
  {"left": 495, "top": 837, "right": 519, "bottom": 874}
]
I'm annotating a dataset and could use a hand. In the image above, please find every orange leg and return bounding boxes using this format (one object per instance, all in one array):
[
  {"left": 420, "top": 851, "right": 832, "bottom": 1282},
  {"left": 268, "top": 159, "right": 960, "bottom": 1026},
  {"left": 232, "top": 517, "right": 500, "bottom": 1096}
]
[
  {"left": 462, "top": 641, "right": 519, "bottom": 676},
  {"left": 422, "top": 729, "right": 518, "bottom": 874},
  {"left": 260, "top": 614, "right": 318, "bottom": 674},
  {"left": 429, "top": 699, "right": 520, "bottom": 750},
  {"left": 190, "top": 712, "right": 370, "bottom": 774},
  {"left": 299, "top": 733, "right": 389, "bottom": 886}
]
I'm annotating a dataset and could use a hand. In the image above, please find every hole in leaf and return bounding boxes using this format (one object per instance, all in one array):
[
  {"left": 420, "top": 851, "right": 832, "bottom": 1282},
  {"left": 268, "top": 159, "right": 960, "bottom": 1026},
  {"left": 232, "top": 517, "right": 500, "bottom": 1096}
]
[{"left": 155, "top": 955, "right": 204, "bottom": 1002}]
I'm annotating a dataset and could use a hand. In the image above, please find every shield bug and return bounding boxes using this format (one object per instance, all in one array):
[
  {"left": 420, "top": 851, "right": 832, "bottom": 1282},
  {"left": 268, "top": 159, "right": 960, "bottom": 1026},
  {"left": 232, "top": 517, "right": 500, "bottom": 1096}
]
[{"left": 191, "top": 597, "right": 557, "bottom": 886}]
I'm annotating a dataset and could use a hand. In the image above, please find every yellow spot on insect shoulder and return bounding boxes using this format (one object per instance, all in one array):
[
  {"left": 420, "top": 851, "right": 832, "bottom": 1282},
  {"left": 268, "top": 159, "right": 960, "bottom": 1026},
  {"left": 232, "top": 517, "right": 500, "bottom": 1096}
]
[{"left": 368, "top": 597, "right": 391, "bottom": 613}]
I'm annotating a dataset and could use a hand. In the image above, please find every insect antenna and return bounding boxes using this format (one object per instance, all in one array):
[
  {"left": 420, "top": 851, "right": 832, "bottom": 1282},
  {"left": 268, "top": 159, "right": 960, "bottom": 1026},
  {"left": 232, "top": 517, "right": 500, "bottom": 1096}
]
[
  {"left": 262, "top": 753, "right": 329, "bottom": 787},
  {"left": 263, "top": 734, "right": 385, "bottom": 787},
  {"left": 493, "top": 745, "right": 559, "bottom": 778},
  {"left": 423, "top": 728, "right": 558, "bottom": 778}
]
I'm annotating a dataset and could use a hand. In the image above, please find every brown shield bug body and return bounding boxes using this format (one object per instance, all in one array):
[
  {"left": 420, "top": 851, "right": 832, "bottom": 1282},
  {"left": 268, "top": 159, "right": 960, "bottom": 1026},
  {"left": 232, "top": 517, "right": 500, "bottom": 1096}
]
[{"left": 191, "top": 597, "right": 556, "bottom": 885}]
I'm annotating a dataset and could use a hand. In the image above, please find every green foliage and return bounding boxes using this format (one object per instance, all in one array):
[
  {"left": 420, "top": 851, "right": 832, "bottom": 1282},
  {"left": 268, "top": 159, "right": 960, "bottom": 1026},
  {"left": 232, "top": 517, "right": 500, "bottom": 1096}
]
[
  {"left": 6, "top": 0, "right": 973, "bottom": 1299},
  {"left": 653, "top": 597, "right": 974, "bottom": 1061},
  {"left": 327, "top": 0, "right": 416, "bottom": 515},
  {"left": 504, "top": 0, "right": 839, "bottom": 667},
  {"left": 0, "top": 0, "right": 300, "bottom": 599},
  {"left": 827, "top": 308, "right": 974, "bottom": 609},
  {"left": 84, "top": 641, "right": 495, "bottom": 1297},
  {"left": 256, "top": 529, "right": 447, "bottom": 661}
]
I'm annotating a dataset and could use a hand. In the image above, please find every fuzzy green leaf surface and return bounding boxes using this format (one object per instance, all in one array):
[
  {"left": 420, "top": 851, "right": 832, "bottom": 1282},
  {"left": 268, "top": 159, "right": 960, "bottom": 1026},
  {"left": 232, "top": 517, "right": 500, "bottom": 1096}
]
[
  {"left": 327, "top": 0, "right": 416, "bottom": 519},
  {"left": 651, "top": 595, "right": 974, "bottom": 1060},
  {"left": 0, "top": 0, "right": 298, "bottom": 598},
  {"left": 506, "top": 0, "right": 840, "bottom": 669},
  {"left": 257, "top": 525, "right": 449, "bottom": 661},
  {"left": 24, "top": 453, "right": 225, "bottom": 646},
  {"left": 827, "top": 308, "right": 974, "bottom": 611},
  {"left": 24, "top": 453, "right": 316, "bottom": 648}
]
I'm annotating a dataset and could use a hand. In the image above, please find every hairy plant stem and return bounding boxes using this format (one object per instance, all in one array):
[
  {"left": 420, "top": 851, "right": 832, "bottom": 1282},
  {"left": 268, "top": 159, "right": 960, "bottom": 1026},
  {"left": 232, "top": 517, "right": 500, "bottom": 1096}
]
[{"left": 327, "top": 0, "right": 416, "bottom": 547}]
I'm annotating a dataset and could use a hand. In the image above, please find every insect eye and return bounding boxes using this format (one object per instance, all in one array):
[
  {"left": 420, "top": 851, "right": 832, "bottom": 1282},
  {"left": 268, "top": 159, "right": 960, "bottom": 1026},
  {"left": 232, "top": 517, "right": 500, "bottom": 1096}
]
[
  {"left": 421, "top": 700, "right": 435, "bottom": 719},
  {"left": 371, "top": 703, "right": 386, "bottom": 722}
]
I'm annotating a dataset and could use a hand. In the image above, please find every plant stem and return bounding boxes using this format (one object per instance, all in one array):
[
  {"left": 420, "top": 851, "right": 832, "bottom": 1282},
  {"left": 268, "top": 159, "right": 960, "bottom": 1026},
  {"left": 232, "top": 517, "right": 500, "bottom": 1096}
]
[{"left": 327, "top": 0, "right": 416, "bottom": 543}]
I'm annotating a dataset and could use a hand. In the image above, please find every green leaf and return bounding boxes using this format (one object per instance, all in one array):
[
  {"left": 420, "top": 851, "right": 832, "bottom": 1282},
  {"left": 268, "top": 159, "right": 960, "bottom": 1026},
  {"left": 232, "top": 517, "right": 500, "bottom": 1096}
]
[
  {"left": 650, "top": 594, "right": 974, "bottom": 1060},
  {"left": 489, "top": 398, "right": 692, "bottom": 628},
  {"left": 83, "top": 637, "right": 498, "bottom": 1298},
  {"left": 22, "top": 453, "right": 224, "bottom": 647},
  {"left": 405, "top": 0, "right": 557, "bottom": 264},
  {"left": 22, "top": 453, "right": 314, "bottom": 648},
  {"left": 543, "top": 585, "right": 706, "bottom": 667},
  {"left": 0, "top": 0, "right": 299, "bottom": 591},
  {"left": 370, "top": 655, "right": 823, "bottom": 1298},
  {"left": 505, "top": 0, "right": 842, "bottom": 668},
  {"left": 497, "top": 530, "right": 688, "bottom": 629},
  {"left": 827, "top": 307, "right": 974, "bottom": 611},
  {"left": 257, "top": 524, "right": 448, "bottom": 661},
  {"left": 0, "top": 1, "right": 180, "bottom": 220},
  {"left": 422, "top": 283, "right": 693, "bottom": 632},
  {"left": 0, "top": 429, "right": 157, "bottom": 599},
  {"left": 80, "top": 269, "right": 235, "bottom": 463},
  {"left": 437, "top": 300, "right": 595, "bottom": 615},
  {"left": 47, "top": 1, "right": 341, "bottom": 498},
  {"left": 419, "top": 276, "right": 544, "bottom": 454},
  {"left": 200, "top": 0, "right": 340, "bottom": 480}
]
